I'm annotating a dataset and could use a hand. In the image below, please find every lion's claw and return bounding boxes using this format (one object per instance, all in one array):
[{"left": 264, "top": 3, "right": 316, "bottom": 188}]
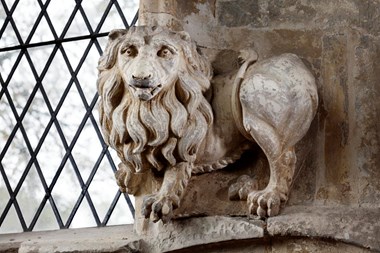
[
  {"left": 238, "top": 49, "right": 258, "bottom": 65},
  {"left": 115, "top": 163, "right": 143, "bottom": 195},
  {"left": 247, "top": 188, "right": 285, "bottom": 217},
  {"left": 229, "top": 175, "right": 259, "bottom": 200},
  {"left": 142, "top": 193, "right": 180, "bottom": 223}
]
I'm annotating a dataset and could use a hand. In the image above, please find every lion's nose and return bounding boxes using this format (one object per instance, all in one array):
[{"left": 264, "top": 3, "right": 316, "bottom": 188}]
[
  {"left": 132, "top": 74, "right": 152, "bottom": 80},
  {"left": 131, "top": 73, "right": 152, "bottom": 88}
]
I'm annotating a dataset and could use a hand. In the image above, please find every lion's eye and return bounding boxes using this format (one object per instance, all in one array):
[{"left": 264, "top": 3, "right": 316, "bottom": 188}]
[
  {"left": 122, "top": 46, "right": 138, "bottom": 57},
  {"left": 157, "top": 47, "right": 172, "bottom": 58}
]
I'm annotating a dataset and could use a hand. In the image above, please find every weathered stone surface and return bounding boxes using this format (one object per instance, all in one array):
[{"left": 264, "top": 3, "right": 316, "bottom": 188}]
[
  {"left": 1, "top": 207, "right": 379, "bottom": 252},
  {"left": 270, "top": 238, "right": 374, "bottom": 253},
  {"left": 139, "top": 12, "right": 183, "bottom": 30},
  {"left": 358, "top": 0, "right": 380, "bottom": 36},
  {"left": 267, "top": 0, "right": 360, "bottom": 29},
  {"left": 215, "top": 0, "right": 380, "bottom": 34},
  {"left": 173, "top": 149, "right": 269, "bottom": 218},
  {"left": 313, "top": 33, "right": 353, "bottom": 205},
  {"left": 143, "top": 216, "right": 265, "bottom": 252},
  {"left": 267, "top": 206, "right": 380, "bottom": 251},
  {"left": 351, "top": 32, "right": 380, "bottom": 205},
  {"left": 0, "top": 225, "right": 140, "bottom": 253},
  {"left": 177, "top": 0, "right": 216, "bottom": 20},
  {"left": 217, "top": 0, "right": 268, "bottom": 27}
]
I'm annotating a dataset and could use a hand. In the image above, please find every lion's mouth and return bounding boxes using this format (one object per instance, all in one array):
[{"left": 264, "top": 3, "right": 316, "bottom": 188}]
[{"left": 129, "top": 84, "right": 162, "bottom": 101}]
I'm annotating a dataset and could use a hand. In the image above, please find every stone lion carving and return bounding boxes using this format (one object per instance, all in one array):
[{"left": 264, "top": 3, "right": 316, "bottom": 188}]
[{"left": 97, "top": 26, "right": 318, "bottom": 222}]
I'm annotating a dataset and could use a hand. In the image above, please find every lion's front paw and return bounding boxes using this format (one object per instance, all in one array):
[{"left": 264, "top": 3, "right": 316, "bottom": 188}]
[
  {"left": 247, "top": 188, "right": 287, "bottom": 218},
  {"left": 115, "top": 163, "right": 142, "bottom": 194},
  {"left": 142, "top": 193, "right": 180, "bottom": 223}
]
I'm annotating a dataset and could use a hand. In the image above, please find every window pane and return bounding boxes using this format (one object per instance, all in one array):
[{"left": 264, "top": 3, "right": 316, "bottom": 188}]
[{"left": 0, "top": 0, "right": 138, "bottom": 233}]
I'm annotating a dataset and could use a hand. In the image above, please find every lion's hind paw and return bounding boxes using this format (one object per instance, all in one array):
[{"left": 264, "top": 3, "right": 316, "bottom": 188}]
[
  {"left": 238, "top": 49, "right": 258, "bottom": 65},
  {"left": 247, "top": 188, "right": 287, "bottom": 218},
  {"left": 228, "top": 175, "right": 259, "bottom": 200}
]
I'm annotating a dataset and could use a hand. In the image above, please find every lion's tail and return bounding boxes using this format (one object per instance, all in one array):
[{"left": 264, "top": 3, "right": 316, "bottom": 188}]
[{"left": 191, "top": 143, "right": 251, "bottom": 174}]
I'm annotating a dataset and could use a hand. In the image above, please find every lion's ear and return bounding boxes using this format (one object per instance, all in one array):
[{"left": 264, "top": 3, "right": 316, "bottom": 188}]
[
  {"left": 108, "top": 29, "right": 128, "bottom": 41},
  {"left": 177, "top": 31, "right": 191, "bottom": 42},
  {"left": 98, "top": 29, "right": 127, "bottom": 70}
]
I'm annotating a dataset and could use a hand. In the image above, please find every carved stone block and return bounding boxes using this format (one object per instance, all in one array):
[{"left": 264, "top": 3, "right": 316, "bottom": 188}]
[{"left": 97, "top": 26, "right": 318, "bottom": 223}]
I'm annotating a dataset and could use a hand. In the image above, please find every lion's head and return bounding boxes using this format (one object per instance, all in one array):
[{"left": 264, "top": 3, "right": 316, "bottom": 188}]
[{"left": 97, "top": 26, "right": 213, "bottom": 172}]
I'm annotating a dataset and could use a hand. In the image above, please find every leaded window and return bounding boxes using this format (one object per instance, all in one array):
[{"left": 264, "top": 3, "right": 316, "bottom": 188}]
[{"left": 0, "top": 0, "right": 138, "bottom": 233}]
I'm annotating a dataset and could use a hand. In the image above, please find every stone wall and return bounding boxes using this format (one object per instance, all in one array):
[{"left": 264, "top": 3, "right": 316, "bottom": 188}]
[{"left": 136, "top": 0, "right": 380, "bottom": 252}]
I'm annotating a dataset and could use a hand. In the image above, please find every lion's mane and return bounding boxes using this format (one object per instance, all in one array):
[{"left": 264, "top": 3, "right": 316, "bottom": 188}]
[{"left": 97, "top": 27, "right": 213, "bottom": 172}]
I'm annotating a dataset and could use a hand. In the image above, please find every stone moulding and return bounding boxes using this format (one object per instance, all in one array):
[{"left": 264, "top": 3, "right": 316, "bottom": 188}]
[
  {"left": 137, "top": 206, "right": 380, "bottom": 252},
  {"left": 144, "top": 216, "right": 265, "bottom": 252},
  {"left": 96, "top": 25, "right": 318, "bottom": 223},
  {"left": 0, "top": 206, "right": 378, "bottom": 252},
  {"left": 266, "top": 206, "right": 380, "bottom": 251}
]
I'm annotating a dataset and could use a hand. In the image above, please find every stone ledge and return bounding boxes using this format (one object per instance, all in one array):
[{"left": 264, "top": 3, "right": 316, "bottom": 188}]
[
  {"left": 267, "top": 205, "right": 380, "bottom": 252},
  {"left": 0, "top": 225, "right": 140, "bottom": 253},
  {"left": 140, "top": 216, "right": 265, "bottom": 252},
  {"left": 0, "top": 205, "right": 379, "bottom": 252}
]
